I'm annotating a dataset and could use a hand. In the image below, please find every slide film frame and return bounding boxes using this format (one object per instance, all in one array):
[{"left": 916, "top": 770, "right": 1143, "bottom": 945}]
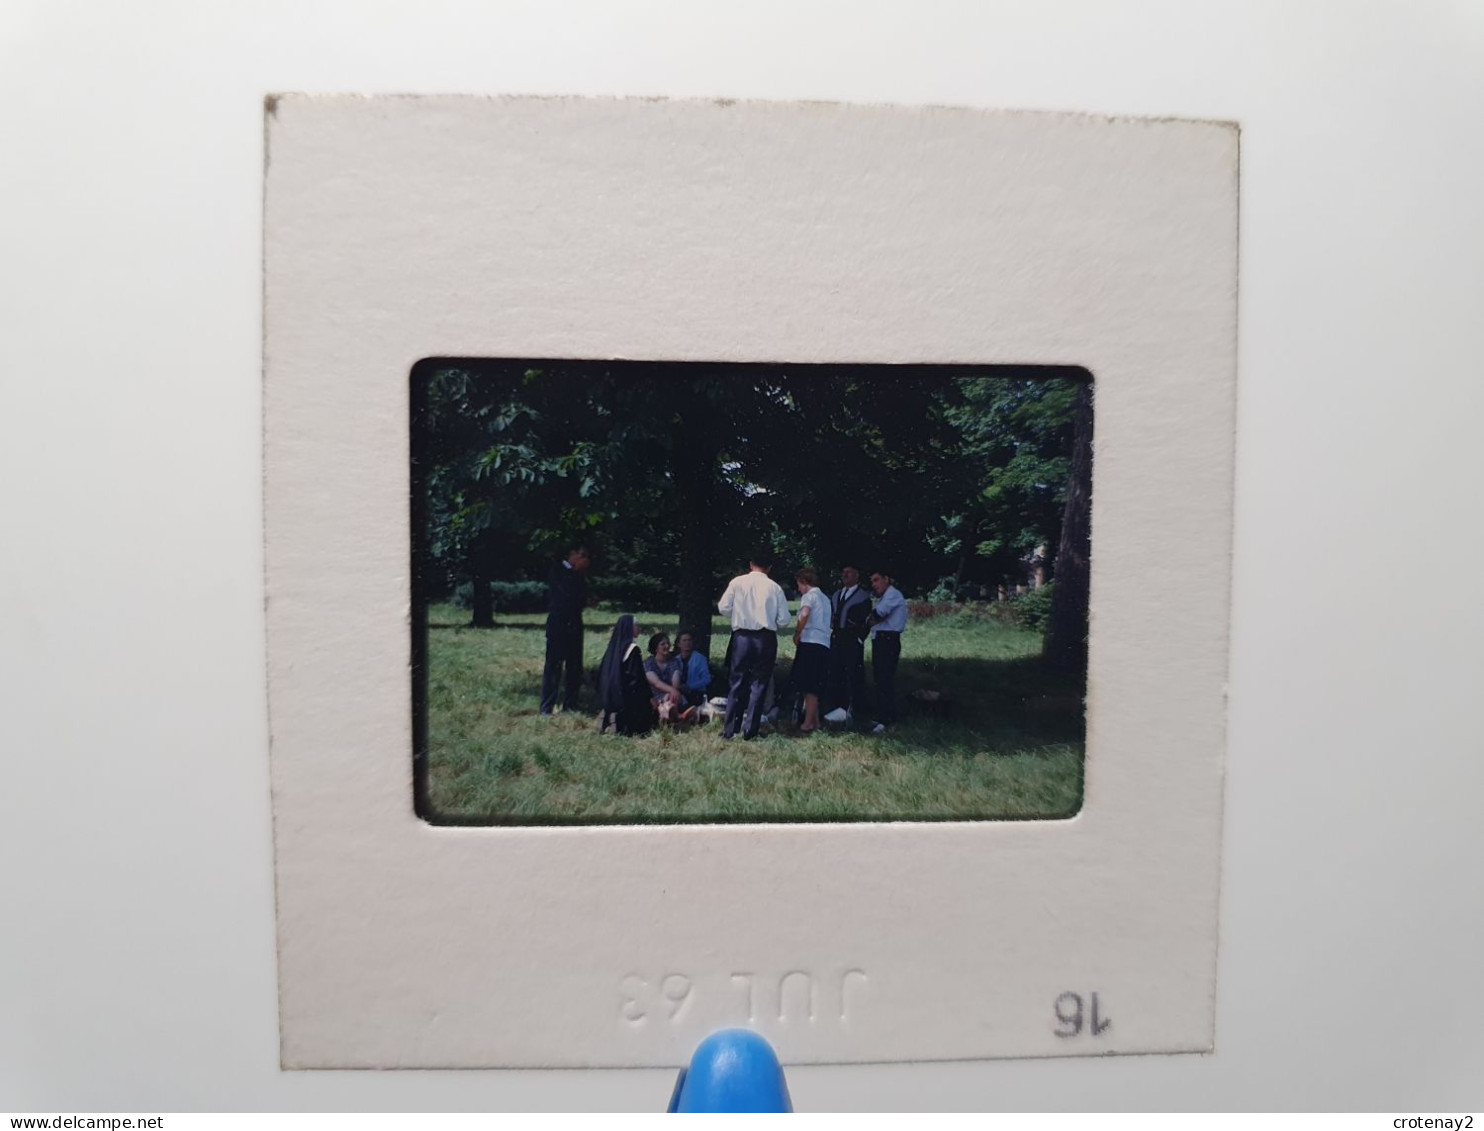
[{"left": 263, "top": 95, "right": 1237, "bottom": 1067}]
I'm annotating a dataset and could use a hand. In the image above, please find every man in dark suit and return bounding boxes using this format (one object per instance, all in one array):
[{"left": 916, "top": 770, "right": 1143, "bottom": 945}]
[
  {"left": 539, "top": 543, "right": 591, "bottom": 714},
  {"left": 824, "top": 563, "right": 872, "bottom": 725}
]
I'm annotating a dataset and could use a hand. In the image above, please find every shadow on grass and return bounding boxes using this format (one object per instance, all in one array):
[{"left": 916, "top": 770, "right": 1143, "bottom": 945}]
[
  {"left": 491, "top": 653, "right": 1084, "bottom": 749},
  {"left": 893, "top": 653, "right": 1086, "bottom": 745}
]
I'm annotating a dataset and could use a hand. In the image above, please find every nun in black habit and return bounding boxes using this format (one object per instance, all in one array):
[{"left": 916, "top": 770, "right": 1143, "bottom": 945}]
[{"left": 597, "top": 615, "right": 654, "bottom": 736}]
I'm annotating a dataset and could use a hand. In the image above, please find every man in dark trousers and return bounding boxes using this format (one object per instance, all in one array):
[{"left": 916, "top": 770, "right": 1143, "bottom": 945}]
[
  {"left": 716, "top": 550, "right": 792, "bottom": 740},
  {"left": 539, "top": 543, "right": 591, "bottom": 715},
  {"left": 865, "top": 569, "right": 908, "bottom": 735},
  {"left": 823, "top": 563, "right": 872, "bottom": 725}
]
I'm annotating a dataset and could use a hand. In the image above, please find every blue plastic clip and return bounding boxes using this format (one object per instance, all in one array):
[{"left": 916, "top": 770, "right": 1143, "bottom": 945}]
[{"left": 667, "top": 1029, "right": 793, "bottom": 1113}]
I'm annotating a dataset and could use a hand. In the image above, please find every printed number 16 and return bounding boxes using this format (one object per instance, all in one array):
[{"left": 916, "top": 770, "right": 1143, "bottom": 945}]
[{"left": 1054, "top": 991, "right": 1110, "bottom": 1038}]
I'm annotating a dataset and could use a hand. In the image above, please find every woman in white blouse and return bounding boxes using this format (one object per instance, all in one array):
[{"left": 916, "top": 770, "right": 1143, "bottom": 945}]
[{"left": 791, "top": 566, "right": 832, "bottom": 734}]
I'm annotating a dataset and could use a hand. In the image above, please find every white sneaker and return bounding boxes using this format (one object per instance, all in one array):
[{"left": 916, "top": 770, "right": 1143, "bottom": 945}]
[
  {"left": 823, "top": 708, "right": 849, "bottom": 724},
  {"left": 870, "top": 722, "right": 886, "bottom": 735}
]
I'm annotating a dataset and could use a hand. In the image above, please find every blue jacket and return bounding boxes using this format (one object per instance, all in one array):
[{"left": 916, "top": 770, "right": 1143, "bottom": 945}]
[{"left": 676, "top": 651, "right": 711, "bottom": 695}]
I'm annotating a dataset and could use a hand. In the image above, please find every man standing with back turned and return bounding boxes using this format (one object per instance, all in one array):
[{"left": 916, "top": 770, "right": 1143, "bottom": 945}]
[
  {"left": 717, "top": 550, "right": 792, "bottom": 740},
  {"left": 539, "top": 543, "right": 590, "bottom": 715}
]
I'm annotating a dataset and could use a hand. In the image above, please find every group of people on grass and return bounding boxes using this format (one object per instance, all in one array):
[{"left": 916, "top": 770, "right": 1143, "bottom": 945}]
[
  {"left": 538, "top": 543, "right": 907, "bottom": 742},
  {"left": 595, "top": 619, "right": 712, "bottom": 735}
]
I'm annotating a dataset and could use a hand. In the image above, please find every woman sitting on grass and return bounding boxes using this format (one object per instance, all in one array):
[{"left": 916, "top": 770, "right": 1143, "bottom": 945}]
[
  {"left": 597, "top": 616, "right": 653, "bottom": 736},
  {"left": 644, "top": 632, "right": 695, "bottom": 723}
]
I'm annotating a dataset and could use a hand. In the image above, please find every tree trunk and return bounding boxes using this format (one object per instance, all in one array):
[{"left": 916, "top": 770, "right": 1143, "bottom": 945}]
[
  {"left": 469, "top": 535, "right": 496, "bottom": 628},
  {"left": 676, "top": 568, "right": 715, "bottom": 658},
  {"left": 953, "top": 532, "right": 972, "bottom": 600},
  {"left": 1044, "top": 381, "right": 1093, "bottom": 675},
  {"left": 672, "top": 410, "right": 720, "bottom": 658}
]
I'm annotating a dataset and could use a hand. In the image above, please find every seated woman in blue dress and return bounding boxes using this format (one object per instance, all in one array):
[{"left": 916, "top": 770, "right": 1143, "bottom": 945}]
[{"left": 643, "top": 631, "right": 690, "bottom": 723}]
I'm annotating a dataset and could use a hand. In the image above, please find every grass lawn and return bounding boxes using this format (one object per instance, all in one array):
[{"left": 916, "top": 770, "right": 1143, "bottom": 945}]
[{"left": 422, "top": 603, "right": 1084, "bottom": 824}]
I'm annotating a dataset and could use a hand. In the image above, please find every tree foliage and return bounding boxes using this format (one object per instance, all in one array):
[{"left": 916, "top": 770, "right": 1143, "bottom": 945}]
[{"left": 414, "top": 361, "right": 1090, "bottom": 657}]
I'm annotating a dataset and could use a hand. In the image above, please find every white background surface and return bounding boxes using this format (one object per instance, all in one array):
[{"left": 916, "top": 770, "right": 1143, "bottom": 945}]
[{"left": 2, "top": 0, "right": 1480, "bottom": 1113}]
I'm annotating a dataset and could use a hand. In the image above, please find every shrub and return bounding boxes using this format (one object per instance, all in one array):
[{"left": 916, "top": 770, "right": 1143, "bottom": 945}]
[
  {"left": 1010, "top": 583, "right": 1056, "bottom": 632},
  {"left": 925, "top": 575, "right": 959, "bottom": 603},
  {"left": 983, "top": 601, "right": 1020, "bottom": 627},
  {"left": 591, "top": 571, "right": 674, "bottom": 612},
  {"left": 906, "top": 601, "right": 964, "bottom": 620},
  {"left": 449, "top": 579, "right": 549, "bottom": 614},
  {"left": 491, "top": 580, "right": 549, "bottom": 613}
]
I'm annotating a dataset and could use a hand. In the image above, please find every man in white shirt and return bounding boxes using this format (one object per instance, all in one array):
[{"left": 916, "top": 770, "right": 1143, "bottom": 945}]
[
  {"left": 866, "top": 570, "right": 908, "bottom": 735},
  {"left": 717, "top": 551, "right": 793, "bottom": 740}
]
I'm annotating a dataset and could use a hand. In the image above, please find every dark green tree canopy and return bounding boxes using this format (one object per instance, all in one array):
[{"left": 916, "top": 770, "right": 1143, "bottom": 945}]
[{"left": 413, "top": 360, "right": 1090, "bottom": 652}]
